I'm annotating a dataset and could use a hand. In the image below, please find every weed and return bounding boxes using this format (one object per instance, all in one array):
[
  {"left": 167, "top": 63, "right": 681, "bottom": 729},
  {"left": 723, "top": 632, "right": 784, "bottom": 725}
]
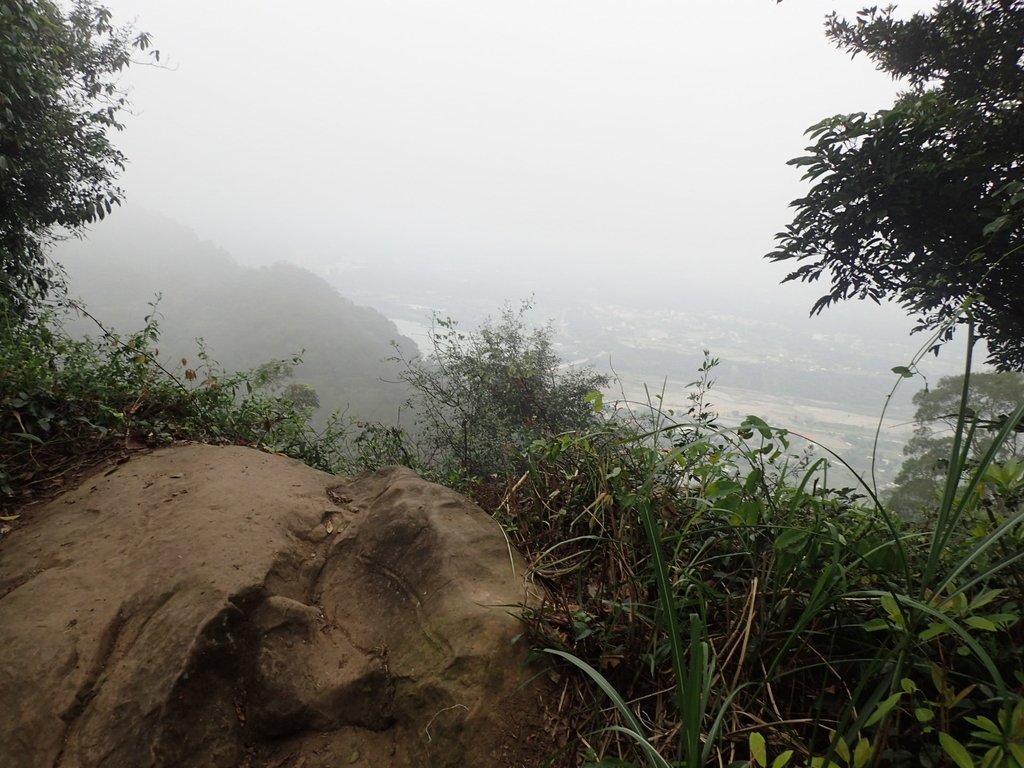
[
  {"left": 0, "top": 297, "right": 398, "bottom": 508},
  {"left": 502, "top": 351, "right": 1023, "bottom": 768}
]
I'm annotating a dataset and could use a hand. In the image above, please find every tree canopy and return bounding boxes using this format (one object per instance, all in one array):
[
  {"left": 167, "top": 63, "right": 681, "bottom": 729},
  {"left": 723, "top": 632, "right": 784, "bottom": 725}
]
[
  {"left": 889, "top": 371, "right": 1024, "bottom": 516},
  {"left": 0, "top": 0, "right": 153, "bottom": 317},
  {"left": 767, "top": 1, "right": 1024, "bottom": 370}
]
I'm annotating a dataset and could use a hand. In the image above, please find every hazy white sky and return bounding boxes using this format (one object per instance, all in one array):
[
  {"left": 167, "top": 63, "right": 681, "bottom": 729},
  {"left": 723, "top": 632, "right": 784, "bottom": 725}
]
[{"left": 98, "top": 1, "right": 935, "bottom": 318}]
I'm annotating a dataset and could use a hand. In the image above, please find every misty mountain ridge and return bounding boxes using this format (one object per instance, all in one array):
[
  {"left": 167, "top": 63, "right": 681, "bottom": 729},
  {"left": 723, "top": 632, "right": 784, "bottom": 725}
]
[{"left": 55, "top": 210, "right": 415, "bottom": 426}]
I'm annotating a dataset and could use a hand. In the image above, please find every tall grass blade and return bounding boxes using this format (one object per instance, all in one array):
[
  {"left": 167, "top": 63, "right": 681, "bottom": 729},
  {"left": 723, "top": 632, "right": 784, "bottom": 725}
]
[
  {"left": 635, "top": 497, "right": 692, "bottom": 763},
  {"left": 542, "top": 649, "right": 672, "bottom": 768},
  {"left": 925, "top": 325, "right": 976, "bottom": 588}
]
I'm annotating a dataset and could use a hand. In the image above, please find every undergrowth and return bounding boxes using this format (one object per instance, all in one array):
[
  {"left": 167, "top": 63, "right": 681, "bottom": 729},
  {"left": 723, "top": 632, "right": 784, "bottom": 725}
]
[
  {"left": 0, "top": 298, "right": 393, "bottom": 511},
  {"left": 492, "top": 347, "right": 1024, "bottom": 768}
]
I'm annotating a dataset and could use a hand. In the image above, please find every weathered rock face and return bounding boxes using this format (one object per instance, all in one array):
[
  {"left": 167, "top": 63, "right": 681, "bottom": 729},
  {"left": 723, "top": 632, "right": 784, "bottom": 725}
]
[{"left": 0, "top": 445, "right": 551, "bottom": 768}]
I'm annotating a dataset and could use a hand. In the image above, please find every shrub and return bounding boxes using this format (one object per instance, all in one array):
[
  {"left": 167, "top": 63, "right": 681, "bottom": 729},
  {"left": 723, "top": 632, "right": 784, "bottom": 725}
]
[
  {"left": 392, "top": 301, "right": 609, "bottom": 486},
  {"left": 0, "top": 298, "right": 357, "bottom": 507}
]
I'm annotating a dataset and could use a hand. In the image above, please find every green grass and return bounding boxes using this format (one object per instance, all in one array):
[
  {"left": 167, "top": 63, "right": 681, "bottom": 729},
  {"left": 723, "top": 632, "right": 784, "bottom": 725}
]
[
  {"left": 497, "top": 350, "right": 1024, "bottom": 767},
  {"left": 0, "top": 299, "right": 396, "bottom": 508}
]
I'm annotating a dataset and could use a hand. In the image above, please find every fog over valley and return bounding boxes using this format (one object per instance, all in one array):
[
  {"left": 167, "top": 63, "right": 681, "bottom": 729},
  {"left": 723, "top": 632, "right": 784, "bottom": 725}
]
[
  {"left": 56, "top": 0, "right": 969, "bottom": 486},
  {"left": 56, "top": 205, "right": 965, "bottom": 488}
]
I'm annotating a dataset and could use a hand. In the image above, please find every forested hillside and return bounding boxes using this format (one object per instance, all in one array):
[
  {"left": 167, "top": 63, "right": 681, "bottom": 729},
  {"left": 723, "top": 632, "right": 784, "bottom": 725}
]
[{"left": 55, "top": 210, "right": 415, "bottom": 425}]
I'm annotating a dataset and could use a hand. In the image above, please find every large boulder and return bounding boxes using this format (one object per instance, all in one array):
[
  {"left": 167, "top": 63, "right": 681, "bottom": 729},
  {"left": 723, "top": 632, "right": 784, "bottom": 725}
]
[{"left": 0, "top": 445, "right": 552, "bottom": 768}]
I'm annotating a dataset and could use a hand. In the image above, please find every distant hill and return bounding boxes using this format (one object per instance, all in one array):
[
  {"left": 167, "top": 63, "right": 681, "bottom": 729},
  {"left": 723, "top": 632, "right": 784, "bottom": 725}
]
[{"left": 53, "top": 209, "right": 415, "bottom": 426}]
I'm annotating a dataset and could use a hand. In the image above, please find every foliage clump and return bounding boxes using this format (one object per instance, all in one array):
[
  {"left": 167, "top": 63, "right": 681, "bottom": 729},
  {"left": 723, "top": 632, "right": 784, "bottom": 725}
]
[
  {"left": 767, "top": 0, "right": 1024, "bottom": 370},
  {"left": 392, "top": 302, "right": 609, "bottom": 485},
  {"left": 890, "top": 372, "right": 1024, "bottom": 518},
  {"left": 0, "top": 300, "right": 352, "bottom": 507},
  {"left": 1, "top": 0, "right": 156, "bottom": 316}
]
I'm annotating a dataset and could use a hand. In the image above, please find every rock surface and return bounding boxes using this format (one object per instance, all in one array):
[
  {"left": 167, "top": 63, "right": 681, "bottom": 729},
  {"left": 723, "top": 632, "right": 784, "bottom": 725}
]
[{"left": 0, "top": 445, "right": 550, "bottom": 768}]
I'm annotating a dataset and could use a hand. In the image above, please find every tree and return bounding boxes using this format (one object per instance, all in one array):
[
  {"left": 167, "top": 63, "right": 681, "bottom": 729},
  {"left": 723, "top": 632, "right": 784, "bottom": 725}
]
[
  {"left": 888, "top": 371, "right": 1024, "bottom": 516},
  {"left": 251, "top": 359, "right": 321, "bottom": 413},
  {"left": 0, "top": 0, "right": 154, "bottom": 317},
  {"left": 767, "top": 1, "right": 1024, "bottom": 370},
  {"left": 395, "top": 303, "right": 610, "bottom": 481}
]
